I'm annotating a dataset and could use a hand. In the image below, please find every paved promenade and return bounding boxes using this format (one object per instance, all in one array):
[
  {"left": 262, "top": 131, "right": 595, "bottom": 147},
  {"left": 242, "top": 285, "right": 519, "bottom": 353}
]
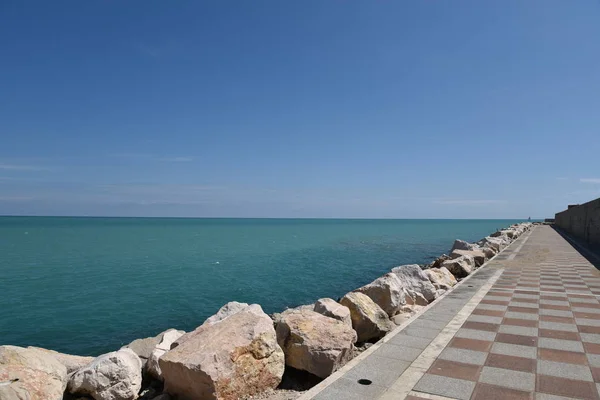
[{"left": 301, "top": 225, "right": 600, "bottom": 400}]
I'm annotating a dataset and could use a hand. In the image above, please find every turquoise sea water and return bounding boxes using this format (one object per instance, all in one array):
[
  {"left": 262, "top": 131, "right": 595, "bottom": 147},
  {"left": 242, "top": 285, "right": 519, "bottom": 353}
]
[{"left": 0, "top": 217, "right": 524, "bottom": 356}]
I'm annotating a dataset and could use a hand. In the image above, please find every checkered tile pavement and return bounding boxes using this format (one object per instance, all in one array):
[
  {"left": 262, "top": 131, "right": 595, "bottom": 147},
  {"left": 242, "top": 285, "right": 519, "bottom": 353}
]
[{"left": 412, "top": 226, "right": 600, "bottom": 400}]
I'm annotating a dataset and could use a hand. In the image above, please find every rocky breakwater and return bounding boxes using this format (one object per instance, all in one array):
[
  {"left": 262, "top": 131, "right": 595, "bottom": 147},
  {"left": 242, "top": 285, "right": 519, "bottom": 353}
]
[{"left": 0, "top": 222, "right": 532, "bottom": 400}]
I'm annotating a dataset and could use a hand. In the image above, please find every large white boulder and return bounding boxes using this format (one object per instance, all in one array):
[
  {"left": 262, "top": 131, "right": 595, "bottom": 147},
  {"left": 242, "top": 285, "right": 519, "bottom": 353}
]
[
  {"left": 391, "top": 264, "right": 438, "bottom": 303},
  {"left": 0, "top": 345, "right": 67, "bottom": 400},
  {"left": 202, "top": 301, "right": 251, "bottom": 325},
  {"left": 424, "top": 267, "right": 458, "bottom": 291},
  {"left": 450, "top": 249, "right": 487, "bottom": 268},
  {"left": 451, "top": 239, "right": 479, "bottom": 252},
  {"left": 340, "top": 292, "right": 394, "bottom": 342},
  {"left": 27, "top": 346, "right": 94, "bottom": 374},
  {"left": 275, "top": 308, "right": 356, "bottom": 378},
  {"left": 146, "top": 329, "right": 186, "bottom": 381},
  {"left": 159, "top": 304, "right": 284, "bottom": 400},
  {"left": 68, "top": 348, "right": 142, "bottom": 400},
  {"left": 354, "top": 273, "right": 407, "bottom": 317},
  {"left": 441, "top": 255, "right": 474, "bottom": 279},
  {"left": 313, "top": 298, "right": 352, "bottom": 327}
]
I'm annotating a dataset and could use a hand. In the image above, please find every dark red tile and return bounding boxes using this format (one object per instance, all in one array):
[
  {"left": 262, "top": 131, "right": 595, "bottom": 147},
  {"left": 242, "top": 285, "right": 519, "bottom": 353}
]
[
  {"left": 485, "top": 353, "right": 536, "bottom": 372},
  {"left": 579, "top": 325, "right": 600, "bottom": 334},
  {"left": 538, "top": 329, "right": 580, "bottom": 341},
  {"left": 536, "top": 375, "right": 600, "bottom": 400},
  {"left": 472, "top": 383, "right": 533, "bottom": 400},
  {"left": 472, "top": 308, "right": 505, "bottom": 317},
  {"left": 480, "top": 299, "right": 510, "bottom": 306},
  {"left": 428, "top": 359, "right": 481, "bottom": 381},
  {"left": 539, "top": 303, "right": 571, "bottom": 311},
  {"left": 584, "top": 342, "right": 600, "bottom": 354},
  {"left": 539, "top": 348, "right": 588, "bottom": 365},
  {"left": 462, "top": 321, "right": 499, "bottom": 332},
  {"left": 574, "top": 311, "right": 600, "bottom": 320},
  {"left": 540, "top": 315, "right": 575, "bottom": 324},
  {"left": 507, "top": 306, "right": 538, "bottom": 314},
  {"left": 503, "top": 318, "right": 538, "bottom": 327},
  {"left": 496, "top": 333, "right": 537, "bottom": 347}
]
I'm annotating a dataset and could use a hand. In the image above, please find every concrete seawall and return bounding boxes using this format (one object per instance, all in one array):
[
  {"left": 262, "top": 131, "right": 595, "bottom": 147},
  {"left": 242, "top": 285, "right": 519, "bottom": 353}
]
[{"left": 555, "top": 197, "right": 600, "bottom": 246}]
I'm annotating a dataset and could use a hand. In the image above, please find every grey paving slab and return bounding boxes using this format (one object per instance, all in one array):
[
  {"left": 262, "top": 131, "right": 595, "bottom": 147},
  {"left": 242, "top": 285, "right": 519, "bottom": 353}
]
[
  {"left": 437, "top": 347, "right": 488, "bottom": 365},
  {"left": 538, "top": 337, "right": 585, "bottom": 352},
  {"left": 401, "top": 325, "right": 441, "bottom": 339},
  {"left": 538, "top": 321, "right": 578, "bottom": 332},
  {"left": 539, "top": 309, "right": 574, "bottom": 317},
  {"left": 454, "top": 328, "right": 496, "bottom": 341},
  {"left": 580, "top": 333, "right": 600, "bottom": 344},
  {"left": 505, "top": 311, "right": 540, "bottom": 320},
  {"left": 408, "top": 318, "right": 448, "bottom": 330},
  {"left": 479, "top": 366, "right": 536, "bottom": 391},
  {"left": 387, "top": 333, "right": 432, "bottom": 350},
  {"left": 498, "top": 324, "right": 539, "bottom": 336},
  {"left": 371, "top": 343, "right": 423, "bottom": 363},
  {"left": 576, "top": 318, "right": 600, "bottom": 327},
  {"left": 312, "top": 377, "right": 387, "bottom": 400},
  {"left": 491, "top": 342, "right": 538, "bottom": 358},
  {"left": 587, "top": 353, "right": 600, "bottom": 367},
  {"left": 413, "top": 374, "right": 476, "bottom": 400},
  {"left": 537, "top": 359, "right": 593, "bottom": 381},
  {"left": 344, "top": 355, "right": 411, "bottom": 387}
]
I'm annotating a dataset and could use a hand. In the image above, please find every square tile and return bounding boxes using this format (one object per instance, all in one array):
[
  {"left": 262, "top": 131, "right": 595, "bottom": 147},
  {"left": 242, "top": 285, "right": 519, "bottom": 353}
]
[
  {"left": 485, "top": 353, "right": 536, "bottom": 373},
  {"left": 428, "top": 359, "right": 481, "bottom": 381},
  {"left": 490, "top": 342, "right": 537, "bottom": 359},
  {"left": 536, "top": 375, "right": 600, "bottom": 400},
  {"left": 538, "top": 337, "right": 584, "bottom": 353},
  {"left": 538, "top": 321, "right": 578, "bottom": 332},
  {"left": 449, "top": 337, "right": 493, "bottom": 352},
  {"left": 504, "top": 318, "right": 538, "bottom": 327},
  {"left": 505, "top": 311, "right": 540, "bottom": 321},
  {"left": 537, "top": 359, "right": 593, "bottom": 381},
  {"left": 454, "top": 328, "right": 496, "bottom": 341},
  {"left": 498, "top": 325, "right": 539, "bottom": 337},
  {"left": 479, "top": 366, "right": 535, "bottom": 391},
  {"left": 462, "top": 321, "right": 499, "bottom": 332},
  {"left": 413, "top": 374, "right": 476, "bottom": 400},
  {"left": 539, "top": 348, "right": 588, "bottom": 365},
  {"left": 538, "top": 329, "right": 580, "bottom": 341},
  {"left": 497, "top": 333, "right": 538, "bottom": 347},
  {"left": 471, "top": 383, "right": 533, "bottom": 400},
  {"left": 438, "top": 347, "right": 488, "bottom": 366}
]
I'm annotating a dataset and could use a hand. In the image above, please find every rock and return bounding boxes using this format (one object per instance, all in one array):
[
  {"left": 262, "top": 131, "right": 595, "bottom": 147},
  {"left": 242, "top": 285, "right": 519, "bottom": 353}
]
[
  {"left": 122, "top": 334, "right": 162, "bottom": 368},
  {"left": 160, "top": 305, "right": 284, "bottom": 400},
  {"left": 275, "top": 308, "right": 356, "bottom": 378},
  {"left": 313, "top": 298, "right": 352, "bottom": 327},
  {"left": 146, "top": 329, "right": 186, "bottom": 381},
  {"left": 441, "top": 255, "right": 474, "bottom": 279},
  {"left": 0, "top": 345, "right": 67, "bottom": 400},
  {"left": 391, "top": 264, "right": 438, "bottom": 303},
  {"left": 354, "top": 273, "right": 407, "bottom": 317},
  {"left": 27, "top": 347, "right": 94, "bottom": 374},
  {"left": 67, "top": 348, "right": 142, "bottom": 400},
  {"left": 429, "top": 254, "right": 450, "bottom": 269},
  {"left": 424, "top": 267, "right": 457, "bottom": 290},
  {"left": 450, "top": 249, "right": 486, "bottom": 267},
  {"left": 480, "top": 237, "right": 505, "bottom": 252},
  {"left": 340, "top": 292, "right": 394, "bottom": 342},
  {"left": 203, "top": 301, "right": 250, "bottom": 325},
  {"left": 450, "top": 239, "right": 479, "bottom": 252},
  {"left": 480, "top": 246, "right": 497, "bottom": 259}
]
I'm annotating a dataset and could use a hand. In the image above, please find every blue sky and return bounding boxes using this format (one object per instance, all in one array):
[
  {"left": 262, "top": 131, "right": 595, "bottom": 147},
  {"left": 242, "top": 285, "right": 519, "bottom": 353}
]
[{"left": 1, "top": 1, "right": 599, "bottom": 218}]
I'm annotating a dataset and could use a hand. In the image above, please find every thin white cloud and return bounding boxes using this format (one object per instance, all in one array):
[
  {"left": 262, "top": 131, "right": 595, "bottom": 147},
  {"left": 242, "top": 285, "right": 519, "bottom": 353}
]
[
  {"left": 432, "top": 199, "right": 507, "bottom": 206},
  {"left": 0, "top": 164, "right": 49, "bottom": 171},
  {"left": 580, "top": 178, "right": 600, "bottom": 184}
]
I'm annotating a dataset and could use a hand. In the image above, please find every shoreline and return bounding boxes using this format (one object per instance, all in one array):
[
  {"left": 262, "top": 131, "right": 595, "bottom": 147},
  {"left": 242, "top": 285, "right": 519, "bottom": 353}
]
[{"left": 0, "top": 222, "right": 535, "bottom": 400}]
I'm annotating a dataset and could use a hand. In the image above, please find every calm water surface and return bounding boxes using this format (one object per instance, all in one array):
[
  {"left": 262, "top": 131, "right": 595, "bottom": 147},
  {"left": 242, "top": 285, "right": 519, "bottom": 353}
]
[{"left": 0, "top": 217, "right": 524, "bottom": 355}]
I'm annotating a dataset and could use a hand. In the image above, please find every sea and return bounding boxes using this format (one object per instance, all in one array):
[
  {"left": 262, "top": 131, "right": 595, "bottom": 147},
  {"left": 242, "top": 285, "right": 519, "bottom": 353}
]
[{"left": 0, "top": 217, "right": 525, "bottom": 356}]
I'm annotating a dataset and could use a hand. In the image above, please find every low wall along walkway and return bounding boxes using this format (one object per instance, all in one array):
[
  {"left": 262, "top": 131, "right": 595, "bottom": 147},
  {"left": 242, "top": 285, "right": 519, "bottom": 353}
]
[{"left": 555, "top": 197, "right": 600, "bottom": 246}]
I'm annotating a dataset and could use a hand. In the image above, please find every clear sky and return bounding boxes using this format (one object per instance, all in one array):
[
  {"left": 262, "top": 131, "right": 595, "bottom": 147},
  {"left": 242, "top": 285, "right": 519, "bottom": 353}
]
[{"left": 1, "top": 1, "right": 599, "bottom": 219}]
